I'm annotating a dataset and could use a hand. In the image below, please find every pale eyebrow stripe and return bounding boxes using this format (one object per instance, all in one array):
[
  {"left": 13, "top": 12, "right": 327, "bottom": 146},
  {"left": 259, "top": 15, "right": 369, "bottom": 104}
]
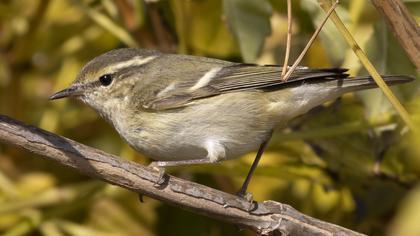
[
  {"left": 109, "top": 55, "right": 157, "bottom": 72},
  {"left": 189, "top": 67, "right": 222, "bottom": 91}
]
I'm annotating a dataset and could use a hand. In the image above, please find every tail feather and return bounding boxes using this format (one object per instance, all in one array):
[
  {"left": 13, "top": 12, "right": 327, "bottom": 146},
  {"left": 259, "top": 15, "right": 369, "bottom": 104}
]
[
  {"left": 329, "top": 75, "right": 414, "bottom": 93},
  {"left": 266, "top": 74, "right": 414, "bottom": 122}
]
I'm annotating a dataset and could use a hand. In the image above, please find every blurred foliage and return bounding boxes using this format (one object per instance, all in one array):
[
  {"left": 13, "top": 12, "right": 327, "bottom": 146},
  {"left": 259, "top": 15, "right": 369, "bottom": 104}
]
[{"left": 0, "top": 0, "right": 419, "bottom": 235}]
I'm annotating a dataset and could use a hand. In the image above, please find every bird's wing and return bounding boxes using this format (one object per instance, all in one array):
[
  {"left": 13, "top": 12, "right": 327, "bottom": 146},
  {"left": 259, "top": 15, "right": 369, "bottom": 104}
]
[{"left": 142, "top": 64, "right": 348, "bottom": 111}]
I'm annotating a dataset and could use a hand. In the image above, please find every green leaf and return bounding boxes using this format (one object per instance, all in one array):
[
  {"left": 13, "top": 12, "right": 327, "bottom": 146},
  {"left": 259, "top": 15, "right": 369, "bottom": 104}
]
[{"left": 223, "top": 0, "right": 272, "bottom": 62}]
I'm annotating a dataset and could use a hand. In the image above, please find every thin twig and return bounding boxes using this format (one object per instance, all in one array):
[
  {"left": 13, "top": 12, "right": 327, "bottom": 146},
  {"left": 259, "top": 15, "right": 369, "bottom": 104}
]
[
  {"left": 282, "top": 0, "right": 339, "bottom": 81},
  {"left": 0, "top": 114, "right": 365, "bottom": 236},
  {"left": 281, "top": 0, "right": 292, "bottom": 80}
]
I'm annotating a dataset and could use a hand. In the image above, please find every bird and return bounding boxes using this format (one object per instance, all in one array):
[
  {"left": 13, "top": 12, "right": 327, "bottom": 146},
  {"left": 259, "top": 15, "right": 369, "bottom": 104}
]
[{"left": 50, "top": 48, "right": 413, "bottom": 200}]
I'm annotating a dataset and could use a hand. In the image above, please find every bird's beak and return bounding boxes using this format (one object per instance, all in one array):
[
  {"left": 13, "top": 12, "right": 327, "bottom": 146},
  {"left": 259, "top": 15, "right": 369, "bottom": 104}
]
[{"left": 49, "top": 85, "right": 84, "bottom": 100}]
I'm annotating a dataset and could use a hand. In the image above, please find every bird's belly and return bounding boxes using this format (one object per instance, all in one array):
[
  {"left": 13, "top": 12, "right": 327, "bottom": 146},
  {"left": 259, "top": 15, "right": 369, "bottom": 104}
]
[
  {"left": 119, "top": 92, "right": 274, "bottom": 162},
  {"left": 126, "top": 125, "right": 267, "bottom": 162}
]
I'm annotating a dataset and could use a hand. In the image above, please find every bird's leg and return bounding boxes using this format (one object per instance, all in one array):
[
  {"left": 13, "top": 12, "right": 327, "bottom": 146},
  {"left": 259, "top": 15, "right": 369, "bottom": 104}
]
[{"left": 237, "top": 130, "right": 273, "bottom": 210}]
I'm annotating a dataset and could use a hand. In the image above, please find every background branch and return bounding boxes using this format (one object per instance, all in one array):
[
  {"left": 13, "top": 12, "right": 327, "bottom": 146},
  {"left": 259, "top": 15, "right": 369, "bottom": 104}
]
[
  {"left": 0, "top": 115, "right": 365, "bottom": 236},
  {"left": 370, "top": 0, "right": 420, "bottom": 71}
]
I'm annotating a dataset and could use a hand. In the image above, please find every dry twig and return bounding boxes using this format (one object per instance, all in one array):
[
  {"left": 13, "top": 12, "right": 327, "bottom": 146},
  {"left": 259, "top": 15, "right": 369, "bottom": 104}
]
[
  {"left": 281, "top": 0, "right": 292, "bottom": 79},
  {"left": 282, "top": 0, "right": 339, "bottom": 81}
]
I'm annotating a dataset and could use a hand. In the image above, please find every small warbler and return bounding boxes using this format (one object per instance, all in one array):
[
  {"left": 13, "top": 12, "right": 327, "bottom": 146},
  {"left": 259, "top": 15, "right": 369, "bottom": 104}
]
[{"left": 50, "top": 48, "right": 413, "bottom": 197}]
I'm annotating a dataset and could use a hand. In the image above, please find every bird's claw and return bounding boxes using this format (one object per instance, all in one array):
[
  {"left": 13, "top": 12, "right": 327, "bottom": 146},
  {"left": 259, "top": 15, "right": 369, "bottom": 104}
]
[
  {"left": 148, "top": 162, "right": 167, "bottom": 187},
  {"left": 138, "top": 193, "right": 145, "bottom": 203},
  {"left": 237, "top": 191, "right": 256, "bottom": 212}
]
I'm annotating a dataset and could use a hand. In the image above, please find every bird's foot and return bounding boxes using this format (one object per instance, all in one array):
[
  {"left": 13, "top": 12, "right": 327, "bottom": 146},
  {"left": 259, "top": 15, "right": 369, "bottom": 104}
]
[
  {"left": 148, "top": 162, "right": 167, "bottom": 187},
  {"left": 138, "top": 163, "right": 167, "bottom": 203},
  {"left": 236, "top": 190, "right": 256, "bottom": 212}
]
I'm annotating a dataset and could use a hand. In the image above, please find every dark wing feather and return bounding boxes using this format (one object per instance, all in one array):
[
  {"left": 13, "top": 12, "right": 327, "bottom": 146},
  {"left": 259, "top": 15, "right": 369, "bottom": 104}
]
[
  {"left": 145, "top": 64, "right": 348, "bottom": 111},
  {"left": 212, "top": 65, "right": 348, "bottom": 92}
]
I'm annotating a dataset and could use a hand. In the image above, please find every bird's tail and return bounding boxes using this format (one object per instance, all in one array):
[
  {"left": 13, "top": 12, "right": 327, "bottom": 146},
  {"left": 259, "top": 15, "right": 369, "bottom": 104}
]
[
  {"left": 330, "top": 75, "right": 414, "bottom": 93},
  {"left": 266, "top": 75, "right": 414, "bottom": 121}
]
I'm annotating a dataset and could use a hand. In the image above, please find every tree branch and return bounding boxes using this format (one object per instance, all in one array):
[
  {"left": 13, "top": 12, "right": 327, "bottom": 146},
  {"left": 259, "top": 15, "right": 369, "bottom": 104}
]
[
  {"left": 0, "top": 115, "right": 365, "bottom": 236},
  {"left": 370, "top": 0, "right": 420, "bottom": 71}
]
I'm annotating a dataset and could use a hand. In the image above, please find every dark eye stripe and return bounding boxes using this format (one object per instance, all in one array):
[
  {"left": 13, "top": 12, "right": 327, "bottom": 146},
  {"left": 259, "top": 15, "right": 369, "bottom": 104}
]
[
  {"left": 80, "top": 74, "right": 115, "bottom": 89},
  {"left": 81, "top": 62, "right": 148, "bottom": 90},
  {"left": 81, "top": 80, "right": 102, "bottom": 89}
]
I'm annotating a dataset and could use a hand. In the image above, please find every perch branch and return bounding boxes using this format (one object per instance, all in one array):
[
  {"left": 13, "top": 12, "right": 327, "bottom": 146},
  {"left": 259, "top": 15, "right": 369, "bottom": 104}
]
[
  {"left": 370, "top": 0, "right": 420, "bottom": 71},
  {"left": 0, "top": 115, "right": 365, "bottom": 236}
]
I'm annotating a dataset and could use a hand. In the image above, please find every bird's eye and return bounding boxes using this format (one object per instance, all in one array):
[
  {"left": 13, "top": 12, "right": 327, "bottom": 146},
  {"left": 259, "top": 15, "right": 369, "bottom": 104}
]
[{"left": 99, "top": 74, "right": 113, "bottom": 86}]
